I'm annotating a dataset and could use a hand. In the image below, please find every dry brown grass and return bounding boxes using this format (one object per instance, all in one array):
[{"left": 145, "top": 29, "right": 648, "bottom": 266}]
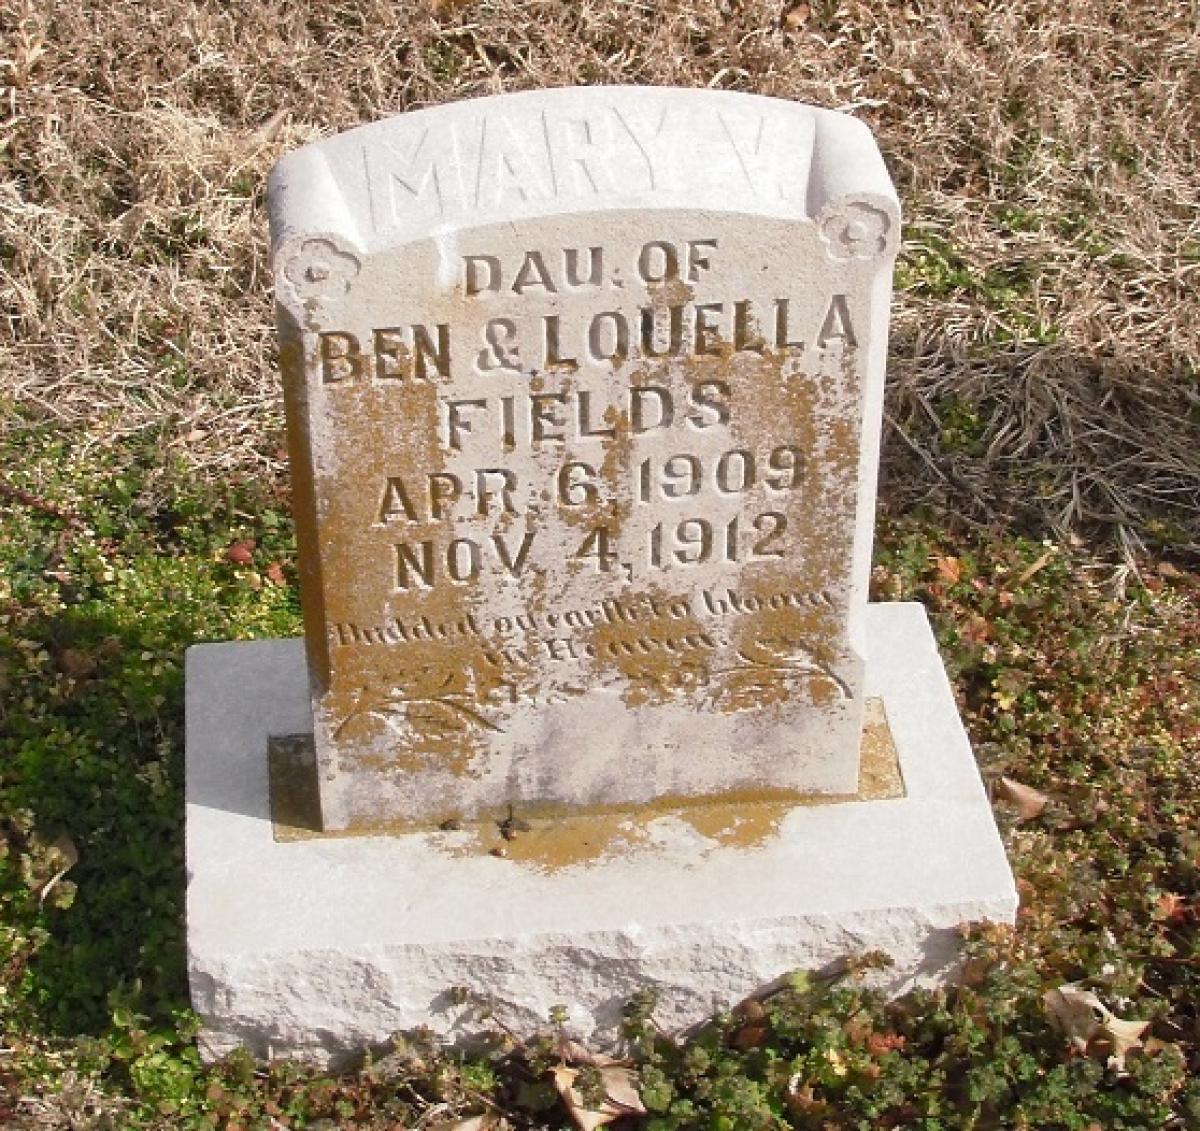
[{"left": 2, "top": 0, "right": 1197, "bottom": 555}]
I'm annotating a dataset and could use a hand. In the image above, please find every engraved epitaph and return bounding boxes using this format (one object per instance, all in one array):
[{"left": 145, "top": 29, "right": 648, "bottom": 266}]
[{"left": 269, "top": 88, "right": 900, "bottom": 831}]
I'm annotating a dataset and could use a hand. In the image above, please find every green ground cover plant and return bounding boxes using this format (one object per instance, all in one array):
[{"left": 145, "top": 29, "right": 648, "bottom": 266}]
[{"left": 2, "top": 1, "right": 1198, "bottom": 1127}]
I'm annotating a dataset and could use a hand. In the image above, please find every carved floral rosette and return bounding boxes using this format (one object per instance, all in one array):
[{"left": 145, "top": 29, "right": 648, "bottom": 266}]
[
  {"left": 817, "top": 200, "right": 892, "bottom": 261},
  {"left": 280, "top": 236, "right": 362, "bottom": 307}
]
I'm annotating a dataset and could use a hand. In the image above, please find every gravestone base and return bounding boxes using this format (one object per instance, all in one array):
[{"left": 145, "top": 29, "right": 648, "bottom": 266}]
[{"left": 186, "top": 602, "right": 1016, "bottom": 1067}]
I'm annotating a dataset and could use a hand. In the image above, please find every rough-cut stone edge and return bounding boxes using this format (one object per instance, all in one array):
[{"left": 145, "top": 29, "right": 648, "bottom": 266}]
[{"left": 185, "top": 602, "right": 1016, "bottom": 1066}]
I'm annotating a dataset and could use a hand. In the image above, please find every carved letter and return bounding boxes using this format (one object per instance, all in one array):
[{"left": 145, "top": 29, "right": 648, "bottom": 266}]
[
  {"left": 693, "top": 303, "right": 724, "bottom": 355},
  {"left": 530, "top": 392, "right": 568, "bottom": 442},
  {"left": 734, "top": 300, "right": 765, "bottom": 352},
  {"left": 474, "top": 468, "right": 518, "bottom": 516},
  {"left": 378, "top": 476, "right": 418, "bottom": 522},
  {"left": 685, "top": 239, "right": 718, "bottom": 281},
  {"left": 613, "top": 105, "right": 676, "bottom": 190},
  {"left": 641, "top": 305, "right": 684, "bottom": 358},
  {"left": 396, "top": 541, "right": 435, "bottom": 590},
  {"left": 477, "top": 318, "right": 520, "bottom": 371},
  {"left": 564, "top": 246, "right": 603, "bottom": 287},
  {"left": 687, "top": 380, "right": 730, "bottom": 429},
  {"left": 774, "top": 298, "right": 805, "bottom": 350},
  {"left": 717, "top": 111, "right": 813, "bottom": 201},
  {"left": 578, "top": 391, "right": 617, "bottom": 439},
  {"left": 412, "top": 323, "right": 450, "bottom": 378},
  {"left": 543, "top": 314, "right": 578, "bottom": 369},
  {"left": 373, "top": 328, "right": 409, "bottom": 381},
  {"left": 365, "top": 128, "right": 464, "bottom": 230},
  {"left": 817, "top": 294, "right": 857, "bottom": 349},
  {"left": 447, "top": 538, "right": 482, "bottom": 583},
  {"left": 477, "top": 116, "right": 551, "bottom": 207},
  {"left": 630, "top": 386, "right": 674, "bottom": 434},
  {"left": 318, "top": 332, "right": 363, "bottom": 384},
  {"left": 464, "top": 255, "right": 501, "bottom": 295},
  {"left": 551, "top": 115, "right": 614, "bottom": 195},
  {"left": 588, "top": 311, "right": 629, "bottom": 362},
  {"left": 637, "top": 240, "right": 679, "bottom": 283},
  {"left": 428, "top": 473, "right": 463, "bottom": 520},
  {"left": 512, "top": 250, "right": 557, "bottom": 294},
  {"left": 445, "top": 398, "right": 487, "bottom": 450},
  {"left": 493, "top": 530, "right": 535, "bottom": 577}
]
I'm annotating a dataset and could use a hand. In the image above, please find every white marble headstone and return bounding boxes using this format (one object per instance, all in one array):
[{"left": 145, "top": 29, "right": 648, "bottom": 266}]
[{"left": 269, "top": 86, "right": 900, "bottom": 831}]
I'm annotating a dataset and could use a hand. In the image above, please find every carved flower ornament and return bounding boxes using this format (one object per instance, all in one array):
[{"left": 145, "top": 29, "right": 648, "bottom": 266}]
[
  {"left": 819, "top": 201, "right": 890, "bottom": 261},
  {"left": 283, "top": 237, "right": 361, "bottom": 299}
]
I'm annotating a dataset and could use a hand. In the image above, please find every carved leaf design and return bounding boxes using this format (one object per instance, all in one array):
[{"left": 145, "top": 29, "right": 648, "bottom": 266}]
[
  {"left": 334, "top": 668, "right": 502, "bottom": 740},
  {"left": 713, "top": 633, "right": 852, "bottom": 703}
]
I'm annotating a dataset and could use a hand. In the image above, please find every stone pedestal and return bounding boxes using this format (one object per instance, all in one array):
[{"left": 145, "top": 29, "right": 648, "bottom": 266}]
[{"left": 186, "top": 602, "right": 1016, "bottom": 1066}]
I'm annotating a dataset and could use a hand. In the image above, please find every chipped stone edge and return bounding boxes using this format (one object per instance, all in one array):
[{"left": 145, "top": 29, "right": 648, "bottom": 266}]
[{"left": 185, "top": 602, "right": 1017, "bottom": 1067}]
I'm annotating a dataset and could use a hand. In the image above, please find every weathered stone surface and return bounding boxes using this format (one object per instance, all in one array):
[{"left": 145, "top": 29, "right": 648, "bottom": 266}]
[
  {"left": 268, "top": 87, "right": 900, "bottom": 831},
  {"left": 186, "top": 603, "right": 1018, "bottom": 1067}
]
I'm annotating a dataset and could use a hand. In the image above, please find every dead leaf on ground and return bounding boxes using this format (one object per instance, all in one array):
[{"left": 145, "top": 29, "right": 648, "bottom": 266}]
[
  {"left": 935, "top": 555, "right": 963, "bottom": 583},
  {"left": 552, "top": 1065, "right": 646, "bottom": 1131},
  {"left": 553, "top": 1036, "right": 616, "bottom": 1068},
  {"left": 961, "top": 615, "right": 992, "bottom": 645},
  {"left": 56, "top": 647, "right": 96, "bottom": 679},
  {"left": 730, "top": 998, "right": 770, "bottom": 1048},
  {"left": 994, "top": 776, "right": 1050, "bottom": 820},
  {"left": 249, "top": 107, "right": 289, "bottom": 147},
  {"left": 783, "top": 4, "right": 810, "bottom": 30},
  {"left": 1043, "top": 984, "right": 1150, "bottom": 1072},
  {"left": 785, "top": 1077, "right": 829, "bottom": 1118},
  {"left": 36, "top": 833, "right": 79, "bottom": 906},
  {"left": 1156, "top": 891, "right": 1191, "bottom": 924},
  {"left": 225, "top": 539, "right": 255, "bottom": 565}
]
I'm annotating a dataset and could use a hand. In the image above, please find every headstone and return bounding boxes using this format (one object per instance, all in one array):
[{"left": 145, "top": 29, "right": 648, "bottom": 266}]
[
  {"left": 185, "top": 87, "right": 1016, "bottom": 1065},
  {"left": 269, "top": 86, "right": 898, "bottom": 830}
]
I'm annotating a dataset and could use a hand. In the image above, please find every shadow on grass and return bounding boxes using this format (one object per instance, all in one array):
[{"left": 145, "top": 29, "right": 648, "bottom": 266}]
[
  {"left": 7, "top": 597, "right": 192, "bottom": 1035},
  {"left": 880, "top": 328, "right": 1200, "bottom": 565},
  {"left": 1, "top": 445, "right": 299, "bottom": 1039}
]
